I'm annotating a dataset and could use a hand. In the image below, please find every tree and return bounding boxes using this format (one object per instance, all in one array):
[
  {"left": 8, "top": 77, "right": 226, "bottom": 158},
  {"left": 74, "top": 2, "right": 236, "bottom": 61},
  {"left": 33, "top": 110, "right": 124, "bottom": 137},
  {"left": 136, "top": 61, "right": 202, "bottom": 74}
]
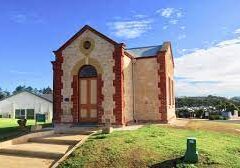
[
  {"left": 39, "top": 87, "right": 52, "bottom": 94},
  {"left": 25, "top": 86, "right": 34, "bottom": 92},
  {"left": 225, "top": 102, "right": 239, "bottom": 115},
  {"left": 0, "top": 88, "right": 5, "bottom": 99},
  {"left": 0, "top": 88, "right": 10, "bottom": 100},
  {"left": 12, "top": 85, "right": 26, "bottom": 94}
]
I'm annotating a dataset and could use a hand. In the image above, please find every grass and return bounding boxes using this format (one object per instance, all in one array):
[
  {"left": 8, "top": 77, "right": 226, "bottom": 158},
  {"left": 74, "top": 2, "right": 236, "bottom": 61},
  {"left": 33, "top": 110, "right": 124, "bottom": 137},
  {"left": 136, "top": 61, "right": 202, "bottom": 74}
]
[
  {"left": 176, "top": 119, "right": 240, "bottom": 135},
  {"left": 59, "top": 123, "right": 240, "bottom": 168},
  {"left": 0, "top": 118, "right": 37, "bottom": 128},
  {"left": 0, "top": 118, "right": 52, "bottom": 141}
]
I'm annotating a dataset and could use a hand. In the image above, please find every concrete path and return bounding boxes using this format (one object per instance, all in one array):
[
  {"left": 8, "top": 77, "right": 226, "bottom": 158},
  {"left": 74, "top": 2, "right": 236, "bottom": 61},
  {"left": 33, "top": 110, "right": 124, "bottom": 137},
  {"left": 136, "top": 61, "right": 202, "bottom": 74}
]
[{"left": 0, "top": 133, "right": 88, "bottom": 168}]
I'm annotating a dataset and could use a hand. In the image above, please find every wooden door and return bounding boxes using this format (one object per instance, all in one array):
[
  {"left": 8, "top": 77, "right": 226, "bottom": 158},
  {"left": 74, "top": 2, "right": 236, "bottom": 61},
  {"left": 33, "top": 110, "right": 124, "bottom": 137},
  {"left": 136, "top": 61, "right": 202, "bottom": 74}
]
[{"left": 79, "top": 77, "right": 97, "bottom": 123}]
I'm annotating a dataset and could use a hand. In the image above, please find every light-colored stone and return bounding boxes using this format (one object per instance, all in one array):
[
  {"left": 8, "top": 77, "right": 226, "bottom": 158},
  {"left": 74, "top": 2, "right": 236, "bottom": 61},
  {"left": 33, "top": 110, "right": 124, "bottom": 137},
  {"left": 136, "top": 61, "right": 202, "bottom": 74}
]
[
  {"left": 134, "top": 58, "right": 161, "bottom": 121},
  {"left": 30, "top": 124, "right": 42, "bottom": 132},
  {"left": 165, "top": 47, "right": 176, "bottom": 121},
  {"left": 123, "top": 55, "right": 134, "bottom": 123},
  {"left": 56, "top": 26, "right": 176, "bottom": 125},
  {"left": 61, "top": 30, "right": 115, "bottom": 123}
]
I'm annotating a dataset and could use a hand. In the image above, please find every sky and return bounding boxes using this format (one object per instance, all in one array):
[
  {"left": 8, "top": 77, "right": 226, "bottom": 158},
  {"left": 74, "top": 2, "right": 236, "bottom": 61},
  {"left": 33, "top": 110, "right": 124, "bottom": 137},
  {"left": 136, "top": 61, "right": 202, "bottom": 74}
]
[{"left": 0, "top": 0, "right": 240, "bottom": 97}]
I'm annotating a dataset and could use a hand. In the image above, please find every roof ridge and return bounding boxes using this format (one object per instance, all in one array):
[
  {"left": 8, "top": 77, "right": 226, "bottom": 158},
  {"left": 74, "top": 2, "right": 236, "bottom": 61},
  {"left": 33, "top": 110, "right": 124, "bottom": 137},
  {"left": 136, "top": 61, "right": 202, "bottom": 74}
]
[
  {"left": 0, "top": 90, "right": 53, "bottom": 103},
  {"left": 126, "top": 45, "right": 162, "bottom": 50},
  {"left": 54, "top": 25, "right": 118, "bottom": 54}
]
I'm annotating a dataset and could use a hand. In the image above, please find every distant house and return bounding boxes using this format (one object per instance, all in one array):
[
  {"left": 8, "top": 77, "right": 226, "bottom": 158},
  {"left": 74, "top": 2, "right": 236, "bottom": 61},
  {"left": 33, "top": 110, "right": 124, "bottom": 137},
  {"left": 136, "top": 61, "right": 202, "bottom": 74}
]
[{"left": 0, "top": 91, "right": 53, "bottom": 121}]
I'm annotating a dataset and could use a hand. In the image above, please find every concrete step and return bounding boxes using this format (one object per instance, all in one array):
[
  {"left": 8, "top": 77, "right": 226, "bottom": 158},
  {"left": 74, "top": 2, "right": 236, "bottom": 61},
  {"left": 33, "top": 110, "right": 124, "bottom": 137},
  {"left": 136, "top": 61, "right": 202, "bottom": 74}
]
[
  {"left": 0, "top": 142, "right": 71, "bottom": 159},
  {"left": 0, "top": 154, "right": 55, "bottom": 168},
  {"left": 29, "top": 133, "right": 86, "bottom": 145},
  {"left": 0, "top": 148, "right": 63, "bottom": 159},
  {"left": 54, "top": 127, "right": 98, "bottom": 134},
  {"left": 29, "top": 137, "right": 77, "bottom": 145}
]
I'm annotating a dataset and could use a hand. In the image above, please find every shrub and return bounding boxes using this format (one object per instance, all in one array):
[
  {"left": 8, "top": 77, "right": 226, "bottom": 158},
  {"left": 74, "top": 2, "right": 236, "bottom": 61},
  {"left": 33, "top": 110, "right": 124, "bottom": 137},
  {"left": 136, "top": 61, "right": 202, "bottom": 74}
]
[
  {"left": 17, "top": 119, "right": 27, "bottom": 128},
  {"left": 209, "top": 115, "right": 221, "bottom": 120},
  {"left": 209, "top": 114, "right": 228, "bottom": 120}
]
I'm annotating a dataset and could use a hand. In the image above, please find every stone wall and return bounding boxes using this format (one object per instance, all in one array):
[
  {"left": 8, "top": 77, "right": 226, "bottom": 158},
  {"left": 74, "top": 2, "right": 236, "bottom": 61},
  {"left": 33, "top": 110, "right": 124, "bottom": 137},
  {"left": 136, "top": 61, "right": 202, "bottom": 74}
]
[
  {"left": 134, "top": 58, "right": 161, "bottom": 121},
  {"left": 165, "top": 46, "right": 176, "bottom": 121},
  {"left": 60, "top": 29, "right": 116, "bottom": 123},
  {"left": 123, "top": 55, "right": 134, "bottom": 123}
]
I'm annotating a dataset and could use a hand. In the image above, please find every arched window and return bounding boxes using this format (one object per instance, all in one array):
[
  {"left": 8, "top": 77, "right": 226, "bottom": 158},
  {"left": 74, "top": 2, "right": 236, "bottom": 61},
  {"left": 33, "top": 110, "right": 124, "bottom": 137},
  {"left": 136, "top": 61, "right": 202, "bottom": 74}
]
[{"left": 79, "top": 65, "right": 97, "bottom": 78}]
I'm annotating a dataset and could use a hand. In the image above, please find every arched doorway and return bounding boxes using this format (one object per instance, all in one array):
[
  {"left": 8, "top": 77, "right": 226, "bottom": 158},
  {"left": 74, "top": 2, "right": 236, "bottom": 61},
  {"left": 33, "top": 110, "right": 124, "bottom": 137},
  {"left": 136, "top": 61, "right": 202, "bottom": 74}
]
[{"left": 78, "top": 65, "right": 98, "bottom": 123}]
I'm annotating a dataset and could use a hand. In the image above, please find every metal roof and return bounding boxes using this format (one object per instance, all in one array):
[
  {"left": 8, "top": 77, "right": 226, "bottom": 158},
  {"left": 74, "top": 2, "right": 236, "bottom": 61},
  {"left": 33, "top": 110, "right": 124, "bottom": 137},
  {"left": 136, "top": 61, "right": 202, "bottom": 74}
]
[{"left": 126, "top": 45, "right": 162, "bottom": 57}]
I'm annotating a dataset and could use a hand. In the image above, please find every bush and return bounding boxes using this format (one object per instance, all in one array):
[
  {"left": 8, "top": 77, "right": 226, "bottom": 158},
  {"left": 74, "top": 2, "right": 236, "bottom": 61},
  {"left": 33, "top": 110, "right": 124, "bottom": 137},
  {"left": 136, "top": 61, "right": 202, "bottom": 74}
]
[
  {"left": 209, "top": 114, "right": 228, "bottom": 120},
  {"left": 209, "top": 115, "right": 221, "bottom": 120},
  {"left": 195, "top": 109, "right": 204, "bottom": 118},
  {"left": 176, "top": 109, "right": 190, "bottom": 118},
  {"left": 17, "top": 119, "right": 27, "bottom": 128}
]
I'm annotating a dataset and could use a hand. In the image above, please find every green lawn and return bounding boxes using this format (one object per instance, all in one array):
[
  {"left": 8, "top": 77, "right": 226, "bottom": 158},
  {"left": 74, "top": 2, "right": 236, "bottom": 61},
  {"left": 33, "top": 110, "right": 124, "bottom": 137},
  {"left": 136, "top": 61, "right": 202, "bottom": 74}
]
[
  {"left": 0, "top": 118, "right": 52, "bottom": 141},
  {"left": 59, "top": 125, "right": 240, "bottom": 168},
  {"left": 0, "top": 118, "right": 37, "bottom": 128}
]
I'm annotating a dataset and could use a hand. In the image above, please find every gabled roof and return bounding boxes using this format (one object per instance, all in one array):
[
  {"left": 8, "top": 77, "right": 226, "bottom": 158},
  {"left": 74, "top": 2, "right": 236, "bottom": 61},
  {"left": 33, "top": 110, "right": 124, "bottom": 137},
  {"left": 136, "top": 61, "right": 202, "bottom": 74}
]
[
  {"left": 54, "top": 25, "right": 119, "bottom": 54},
  {"left": 125, "top": 45, "right": 162, "bottom": 57},
  {"left": 0, "top": 90, "right": 53, "bottom": 103},
  {"left": 39, "top": 93, "right": 53, "bottom": 102}
]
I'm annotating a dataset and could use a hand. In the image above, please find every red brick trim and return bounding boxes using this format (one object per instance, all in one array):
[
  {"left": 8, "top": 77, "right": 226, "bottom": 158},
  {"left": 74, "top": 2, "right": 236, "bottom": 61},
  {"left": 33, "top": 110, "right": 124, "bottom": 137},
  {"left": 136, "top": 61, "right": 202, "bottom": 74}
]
[
  {"left": 157, "top": 51, "right": 168, "bottom": 122},
  {"left": 71, "top": 75, "right": 78, "bottom": 123},
  {"left": 97, "top": 74, "right": 104, "bottom": 124},
  {"left": 54, "top": 25, "right": 118, "bottom": 53},
  {"left": 52, "top": 52, "right": 63, "bottom": 123},
  {"left": 113, "top": 43, "right": 125, "bottom": 125}
]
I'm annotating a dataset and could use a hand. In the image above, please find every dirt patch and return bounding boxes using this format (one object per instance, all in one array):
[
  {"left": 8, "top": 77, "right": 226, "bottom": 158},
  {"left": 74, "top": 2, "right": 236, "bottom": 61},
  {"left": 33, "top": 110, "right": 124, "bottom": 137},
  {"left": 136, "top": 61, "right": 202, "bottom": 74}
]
[{"left": 171, "top": 119, "right": 240, "bottom": 135}]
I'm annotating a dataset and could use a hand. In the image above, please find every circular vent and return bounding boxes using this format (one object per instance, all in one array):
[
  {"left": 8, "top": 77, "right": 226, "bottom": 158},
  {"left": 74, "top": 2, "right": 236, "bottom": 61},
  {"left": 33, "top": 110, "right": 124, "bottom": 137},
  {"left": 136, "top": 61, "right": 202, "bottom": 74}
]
[{"left": 83, "top": 41, "right": 91, "bottom": 49}]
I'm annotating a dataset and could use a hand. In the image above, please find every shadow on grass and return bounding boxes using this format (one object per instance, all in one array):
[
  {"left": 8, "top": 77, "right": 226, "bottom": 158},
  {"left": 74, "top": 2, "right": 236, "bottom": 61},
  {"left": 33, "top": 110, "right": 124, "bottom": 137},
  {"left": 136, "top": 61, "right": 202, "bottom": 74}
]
[
  {"left": 0, "top": 126, "right": 29, "bottom": 142},
  {"left": 0, "top": 123, "right": 53, "bottom": 142},
  {"left": 149, "top": 157, "right": 185, "bottom": 168}
]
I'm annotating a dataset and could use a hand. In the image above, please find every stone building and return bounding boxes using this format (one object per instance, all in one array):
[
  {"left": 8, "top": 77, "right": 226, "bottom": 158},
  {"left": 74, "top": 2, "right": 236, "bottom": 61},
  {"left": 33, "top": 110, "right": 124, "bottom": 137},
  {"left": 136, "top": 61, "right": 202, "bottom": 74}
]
[{"left": 52, "top": 25, "right": 175, "bottom": 126}]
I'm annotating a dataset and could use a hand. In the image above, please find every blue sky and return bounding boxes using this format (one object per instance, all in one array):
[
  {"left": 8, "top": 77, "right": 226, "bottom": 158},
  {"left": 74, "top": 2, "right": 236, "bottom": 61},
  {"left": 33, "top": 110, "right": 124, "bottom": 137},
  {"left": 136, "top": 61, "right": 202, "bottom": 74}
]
[{"left": 0, "top": 0, "right": 240, "bottom": 97}]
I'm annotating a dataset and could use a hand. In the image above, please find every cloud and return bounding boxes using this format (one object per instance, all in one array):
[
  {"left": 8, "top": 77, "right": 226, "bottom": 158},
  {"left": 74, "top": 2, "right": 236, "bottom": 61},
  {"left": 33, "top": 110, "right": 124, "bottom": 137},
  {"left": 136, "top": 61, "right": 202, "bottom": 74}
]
[
  {"left": 169, "top": 19, "right": 178, "bottom": 25},
  {"left": 10, "top": 14, "right": 27, "bottom": 23},
  {"left": 163, "top": 25, "right": 168, "bottom": 30},
  {"left": 180, "top": 26, "right": 185, "bottom": 30},
  {"left": 156, "top": 8, "right": 183, "bottom": 27},
  {"left": 175, "top": 35, "right": 240, "bottom": 96},
  {"left": 177, "top": 48, "right": 200, "bottom": 55},
  {"left": 108, "top": 19, "right": 153, "bottom": 39},
  {"left": 157, "top": 8, "right": 183, "bottom": 19},
  {"left": 133, "top": 14, "right": 148, "bottom": 19},
  {"left": 234, "top": 28, "right": 240, "bottom": 34},
  {"left": 10, "top": 70, "right": 35, "bottom": 75},
  {"left": 157, "top": 8, "right": 174, "bottom": 18},
  {"left": 10, "top": 12, "right": 44, "bottom": 24},
  {"left": 176, "top": 12, "right": 183, "bottom": 18},
  {"left": 177, "top": 34, "right": 186, "bottom": 40}
]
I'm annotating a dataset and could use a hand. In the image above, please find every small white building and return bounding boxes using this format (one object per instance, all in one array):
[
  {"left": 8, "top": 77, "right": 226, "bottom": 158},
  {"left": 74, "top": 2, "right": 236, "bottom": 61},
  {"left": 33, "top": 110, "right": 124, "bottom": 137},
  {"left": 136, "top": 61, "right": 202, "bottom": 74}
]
[{"left": 0, "top": 91, "right": 53, "bottom": 121}]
